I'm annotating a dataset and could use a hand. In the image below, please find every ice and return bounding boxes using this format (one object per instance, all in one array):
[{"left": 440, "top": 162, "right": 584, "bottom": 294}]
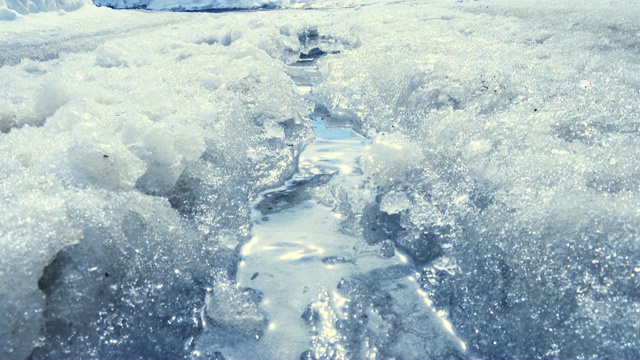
[
  {"left": 211, "top": 34, "right": 465, "bottom": 360},
  {"left": 93, "top": 0, "right": 310, "bottom": 11},
  {"left": 360, "top": 202, "right": 403, "bottom": 245},
  {"left": 2, "top": 0, "right": 640, "bottom": 359},
  {"left": 313, "top": 0, "right": 640, "bottom": 358},
  {"left": 361, "top": 132, "right": 425, "bottom": 188},
  {"left": 204, "top": 274, "right": 267, "bottom": 340},
  {"left": 1, "top": 7, "right": 311, "bottom": 358}
]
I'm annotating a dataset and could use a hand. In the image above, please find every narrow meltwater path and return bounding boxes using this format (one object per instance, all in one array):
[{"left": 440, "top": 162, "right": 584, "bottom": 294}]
[{"left": 220, "top": 34, "right": 467, "bottom": 360}]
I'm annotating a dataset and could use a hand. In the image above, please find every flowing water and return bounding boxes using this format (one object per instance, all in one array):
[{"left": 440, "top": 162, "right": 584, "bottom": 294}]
[{"left": 193, "top": 31, "right": 467, "bottom": 359}]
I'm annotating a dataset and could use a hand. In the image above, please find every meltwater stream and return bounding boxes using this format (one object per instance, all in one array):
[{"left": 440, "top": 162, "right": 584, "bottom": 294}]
[{"left": 203, "top": 37, "right": 467, "bottom": 360}]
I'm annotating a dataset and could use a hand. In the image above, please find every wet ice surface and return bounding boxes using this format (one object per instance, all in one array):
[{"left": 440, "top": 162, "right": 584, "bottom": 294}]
[
  {"left": 2, "top": 0, "right": 640, "bottom": 359},
  {"left": 196, "top": 42, "right": 464, "bottom": 359},
  {"left": 232, "top": 197, "right": 464, "bottom": 359},
  {"left": 223, "top": 102, "right": 462, "bottom": 360}
]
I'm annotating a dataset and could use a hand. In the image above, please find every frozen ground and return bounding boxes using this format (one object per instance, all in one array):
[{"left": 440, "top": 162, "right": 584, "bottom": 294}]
[{"left": 1, "top": 0, "right": 639, "bottom": 359}]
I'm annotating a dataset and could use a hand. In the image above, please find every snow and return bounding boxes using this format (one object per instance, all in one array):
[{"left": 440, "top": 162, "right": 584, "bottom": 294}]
[
  {"left": 0, "top": 0, "right": 90, "bottom": 18},
  {"left": 313, "top": 0, "right": 640, "bottom": 358},
  {"left": 1, "top": 7, "right": 311, "bottom": 358},
  {"left": 1, "top": 0, "right": 640, "bottom": 359}
]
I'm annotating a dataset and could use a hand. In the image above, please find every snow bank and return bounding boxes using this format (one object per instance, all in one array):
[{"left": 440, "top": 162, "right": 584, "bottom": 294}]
[
  {"left": 0, "top": 8, "right": 312, "bottom": 358},
  {"left": 313, "top": 0, "right": 640, "bottom": 358},
  {"left": 0, "top": 0, "right": 90, "bottom": 19},
  {"left": 93, "top": 0, "right": 308, "bottom": 11}
]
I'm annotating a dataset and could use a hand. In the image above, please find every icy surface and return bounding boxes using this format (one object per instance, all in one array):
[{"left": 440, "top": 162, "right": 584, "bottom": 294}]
[
  {"left": 1, "top": 0, "right": 640, "bottom": 359},
  {"left": 210, "top": 53, "right": 464, "bottom": 358},
  {"left": 1, "top": 7, "right": 311, "bottom": 358},
  {"left": 313, "top": 0, "right": 640, "bottom": 358}
]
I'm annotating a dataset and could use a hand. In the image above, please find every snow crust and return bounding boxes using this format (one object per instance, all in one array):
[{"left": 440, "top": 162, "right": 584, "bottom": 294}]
[
  {"left": 1, "top": 8, "right": 312, "bottom": 358},
  {"left": 313, "top": 0, "right": 640, "bottom": 358}
]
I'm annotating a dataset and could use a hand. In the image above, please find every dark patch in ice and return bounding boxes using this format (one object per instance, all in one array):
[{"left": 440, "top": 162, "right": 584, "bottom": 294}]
[
  {"left": 280, "top": 117, "right": 308, "bottom": 142},
  {"left": 240, "top": 286, "right": 264, "bottom": 304},
  {"left": 300, "top": 306, "right": 320, "bottom": 326},
  {"left": 168, "top": 170, "right": 202, "bottom": 214},
  {"left": 361, "top": 264, "right": 414, "bottom": 282},
  {"left": 256, "top": 173, "right": 334, "bottom": 215},
  {"left": 0, "top": 114, "right": 18, "bottom": 134},
  {"left": 212, "top": 247, "right": 241, "bottom": 278},
  {"left": 196, "top": 37, "right": 218, "bottom": 46},
  {"left": 298, "top": 27, "right": 320, "bottom": 49},
  {"left": 312, "top": 103, "right": 331, "bottom": 117},
  {"left": 394, "top": 229, "right": 446, "bottom": 265},
  {"left": 296, "top": 27, "right": 344, "bottom": 62},
  {"left": 360, "top": 202, "right": 404, "bottom": 245},
  {"left": 299, "top": 47, "right": 332, "bottom": 60},
  {"left": 37, "top": 248, "right": 71, "bottom": 293},
  {"left": 0, "top": 46, "right": 60, "bottom": 67}
]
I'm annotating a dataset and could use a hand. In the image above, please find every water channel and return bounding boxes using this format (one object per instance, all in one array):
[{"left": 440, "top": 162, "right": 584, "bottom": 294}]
[{"left": 207, "top": 31, "right": 467, "bottom": 359}]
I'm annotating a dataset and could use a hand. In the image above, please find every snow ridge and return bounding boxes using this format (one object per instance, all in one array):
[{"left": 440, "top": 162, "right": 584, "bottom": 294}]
[{"left": 0, "top": 0, "right": 91, "bottom": 19}]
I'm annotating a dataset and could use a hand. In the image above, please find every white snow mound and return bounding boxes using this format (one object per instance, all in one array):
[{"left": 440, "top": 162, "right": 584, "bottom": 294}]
[{"left": 0, "top": 0, "right": 91, "bottom": 19}]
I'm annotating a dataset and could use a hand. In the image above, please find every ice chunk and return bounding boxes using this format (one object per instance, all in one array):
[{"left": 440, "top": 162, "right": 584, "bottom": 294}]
[
  {"left": 393, "top": 229, "right": 445, "bottom": 265},
  {"left": 361, "top": 132, "right": 425, "bottom": 187},
  {"left": 379, "top": 189, "right": 411, "bottom": 215},
  {"left": 204, "top": 276, "right": 267, "bottom": 340},
  {"left": 68, "top": 141, "right": 146, "bottom": 189},
  {"left": 360, "top": 202, "right": 403, "bottom": 245}
]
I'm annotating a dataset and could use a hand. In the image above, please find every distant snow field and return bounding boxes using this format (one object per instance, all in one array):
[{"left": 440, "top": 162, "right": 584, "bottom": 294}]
[{"left": 1, "top": 0, "right": 639, "bottom": 359}]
